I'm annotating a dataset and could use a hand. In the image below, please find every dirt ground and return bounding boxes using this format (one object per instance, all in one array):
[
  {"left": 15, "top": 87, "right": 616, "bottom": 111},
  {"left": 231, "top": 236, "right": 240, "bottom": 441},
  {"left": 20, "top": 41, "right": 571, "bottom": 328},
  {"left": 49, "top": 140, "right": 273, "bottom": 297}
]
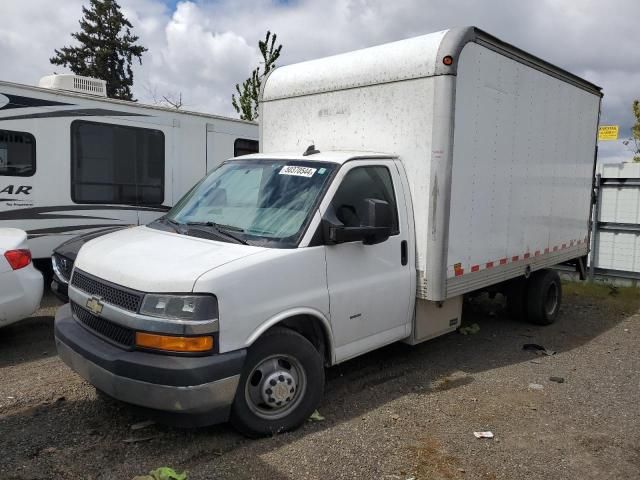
[{"left": 1, "top": 282, "right": 639, "bottom": 480}]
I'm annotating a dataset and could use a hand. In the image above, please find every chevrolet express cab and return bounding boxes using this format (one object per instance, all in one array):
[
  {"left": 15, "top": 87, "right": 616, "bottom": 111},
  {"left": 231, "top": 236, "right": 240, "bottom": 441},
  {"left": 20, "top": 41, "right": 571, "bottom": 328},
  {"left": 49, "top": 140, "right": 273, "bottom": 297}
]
[{"left": 54, "top": 27, "right": 602, "bottom": 436}]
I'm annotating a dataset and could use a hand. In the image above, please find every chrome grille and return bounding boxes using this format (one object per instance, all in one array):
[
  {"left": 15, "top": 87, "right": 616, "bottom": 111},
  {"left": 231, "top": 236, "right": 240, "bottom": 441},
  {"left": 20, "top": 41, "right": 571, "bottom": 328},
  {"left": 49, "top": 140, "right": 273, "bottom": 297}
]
[
  {"left": 71, "top": 302, "right": 135, "bottom": 347},
  {"left": 71, "top": 270, "right": 142, "bottom": 312}
]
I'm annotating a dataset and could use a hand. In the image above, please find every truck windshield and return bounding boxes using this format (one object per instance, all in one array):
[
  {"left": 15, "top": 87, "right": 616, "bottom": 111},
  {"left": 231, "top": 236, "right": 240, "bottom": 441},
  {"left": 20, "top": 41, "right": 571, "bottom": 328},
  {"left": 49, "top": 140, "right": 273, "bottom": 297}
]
[{"left": 165, "top": 159, "right": 337, "bottom": 247}]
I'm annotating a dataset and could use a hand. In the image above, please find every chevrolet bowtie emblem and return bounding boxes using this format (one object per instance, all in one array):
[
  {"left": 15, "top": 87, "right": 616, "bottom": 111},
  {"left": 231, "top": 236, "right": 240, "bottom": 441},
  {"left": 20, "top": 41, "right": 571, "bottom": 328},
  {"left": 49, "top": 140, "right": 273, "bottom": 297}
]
[{"left": 86, "top": 297, "right": 104, "bottom": 315}]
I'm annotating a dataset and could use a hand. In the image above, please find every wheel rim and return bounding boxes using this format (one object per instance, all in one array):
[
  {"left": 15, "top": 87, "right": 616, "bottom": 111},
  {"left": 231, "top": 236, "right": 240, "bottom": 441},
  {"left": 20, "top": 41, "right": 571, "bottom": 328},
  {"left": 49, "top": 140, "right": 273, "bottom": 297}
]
[
  {"left": 544, "top": 282, "right": 559, "bottom": 316},
  {"left": 244, "top": 354, "right": 307, "bottom": 420}
]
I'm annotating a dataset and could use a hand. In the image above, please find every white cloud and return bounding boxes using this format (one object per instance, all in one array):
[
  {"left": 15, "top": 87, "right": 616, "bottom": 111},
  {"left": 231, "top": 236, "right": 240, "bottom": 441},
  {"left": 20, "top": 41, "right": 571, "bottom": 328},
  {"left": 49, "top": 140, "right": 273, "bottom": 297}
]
[
  {"left": 0, "top": 0, "right": 84, "bottom": 83},
  {"left": 118, "top": 0, "right": 261, "bottom": 114},
  {"left": 161, "top": 5, "right": 257, "bottom": 83},
  {"left": 1, "top": 0, "right": 638, "bottom": 163}
]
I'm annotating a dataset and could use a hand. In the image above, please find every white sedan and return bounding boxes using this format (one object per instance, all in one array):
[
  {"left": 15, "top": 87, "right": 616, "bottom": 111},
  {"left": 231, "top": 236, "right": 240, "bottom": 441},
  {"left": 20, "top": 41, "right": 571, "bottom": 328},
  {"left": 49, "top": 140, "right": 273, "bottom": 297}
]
[{"left": 0, "top": 228, "right": 43, "bottom": 327}]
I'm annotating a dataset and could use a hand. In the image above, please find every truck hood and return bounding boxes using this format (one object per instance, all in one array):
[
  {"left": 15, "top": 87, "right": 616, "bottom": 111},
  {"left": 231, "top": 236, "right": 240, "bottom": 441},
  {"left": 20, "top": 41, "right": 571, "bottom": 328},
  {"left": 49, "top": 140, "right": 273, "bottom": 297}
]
[
  {"left": 54, "top": 226, "right": 129, "bottom": 261},
  {"left": 73, "top": 226, "right": 266, "bottom": 292}
]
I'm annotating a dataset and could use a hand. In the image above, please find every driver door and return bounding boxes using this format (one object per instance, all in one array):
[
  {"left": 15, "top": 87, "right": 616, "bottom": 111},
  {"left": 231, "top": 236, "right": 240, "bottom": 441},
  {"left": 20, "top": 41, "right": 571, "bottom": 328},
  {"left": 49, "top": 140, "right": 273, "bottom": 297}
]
[{"left": 323, "top": 160, "right": 412, "bottom": 362}]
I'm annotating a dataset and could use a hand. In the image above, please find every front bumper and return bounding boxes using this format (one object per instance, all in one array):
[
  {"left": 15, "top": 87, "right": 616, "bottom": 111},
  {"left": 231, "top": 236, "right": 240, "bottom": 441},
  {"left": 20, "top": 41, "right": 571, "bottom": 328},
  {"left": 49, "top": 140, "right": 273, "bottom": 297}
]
[
  {"left": 51, "top": 274, "right": 69, "bottom": 303},
  {"left": 54, "top": 304, "right": 246, "bottom": 421}
]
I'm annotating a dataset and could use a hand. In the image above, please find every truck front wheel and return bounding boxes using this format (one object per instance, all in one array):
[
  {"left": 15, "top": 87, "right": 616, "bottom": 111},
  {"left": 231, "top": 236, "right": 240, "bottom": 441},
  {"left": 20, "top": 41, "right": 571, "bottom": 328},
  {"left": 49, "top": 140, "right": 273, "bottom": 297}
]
[
  {"left": 230, "top": 327, "right": 324, "bottom": 437},
  {"left": 526, "top": 269, "right": 562, "bottom": 325}
]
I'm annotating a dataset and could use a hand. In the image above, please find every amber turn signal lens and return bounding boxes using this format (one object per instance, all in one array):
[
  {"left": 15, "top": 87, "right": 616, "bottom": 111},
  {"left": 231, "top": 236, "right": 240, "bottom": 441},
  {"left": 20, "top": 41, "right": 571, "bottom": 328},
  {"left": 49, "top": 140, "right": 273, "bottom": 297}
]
[
  {"left": 443, "top": 55, "right": 454, "bottom": 66},
  {"left": 135, "top": 332, "right": 214, "bottom": 352}
]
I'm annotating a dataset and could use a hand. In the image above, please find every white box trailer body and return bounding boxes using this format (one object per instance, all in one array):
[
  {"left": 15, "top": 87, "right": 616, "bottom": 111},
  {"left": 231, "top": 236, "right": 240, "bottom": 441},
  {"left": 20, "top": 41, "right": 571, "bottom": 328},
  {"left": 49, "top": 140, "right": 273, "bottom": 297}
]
[
  {"left": 0, "top": 78, "right": 258, "bottom": 259},
  {"left": 260, "top": 26, "right": 602, "bottom": 302}
]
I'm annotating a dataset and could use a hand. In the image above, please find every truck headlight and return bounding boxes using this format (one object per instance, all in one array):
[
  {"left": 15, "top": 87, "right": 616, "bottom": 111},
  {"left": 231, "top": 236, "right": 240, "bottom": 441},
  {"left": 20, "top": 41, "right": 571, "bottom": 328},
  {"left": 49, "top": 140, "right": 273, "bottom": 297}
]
[{"left": 140, "top": 294, "right": 218, "bottom": 321}]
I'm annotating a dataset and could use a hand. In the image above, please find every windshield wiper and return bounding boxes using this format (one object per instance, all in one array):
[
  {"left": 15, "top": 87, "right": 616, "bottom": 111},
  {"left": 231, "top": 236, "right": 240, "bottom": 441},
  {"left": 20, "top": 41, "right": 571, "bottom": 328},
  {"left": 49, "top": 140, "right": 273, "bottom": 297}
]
[
  {"left": 151, "top": 216, "right": 180, "bottom": 233},
  {"left": 185, "top": 221, "right": 249, "bottom": 245},
  {"left": 166, "top": 217, "right": 181, "bottom": 229}
]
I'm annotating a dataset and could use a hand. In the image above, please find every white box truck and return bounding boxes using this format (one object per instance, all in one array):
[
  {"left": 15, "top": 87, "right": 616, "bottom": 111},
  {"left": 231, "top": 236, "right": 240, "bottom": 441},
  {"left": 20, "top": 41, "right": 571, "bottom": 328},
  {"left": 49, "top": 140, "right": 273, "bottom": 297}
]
[{"left": 54, "top": 26, "right": 602, "bottom": 436}]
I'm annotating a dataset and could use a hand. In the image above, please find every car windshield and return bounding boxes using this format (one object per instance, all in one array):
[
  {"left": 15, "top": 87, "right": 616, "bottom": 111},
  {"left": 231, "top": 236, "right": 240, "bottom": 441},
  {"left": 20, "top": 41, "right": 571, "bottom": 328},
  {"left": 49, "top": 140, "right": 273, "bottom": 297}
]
[{"left": 166, "top": 159, "right": 337, "bottom": 247}]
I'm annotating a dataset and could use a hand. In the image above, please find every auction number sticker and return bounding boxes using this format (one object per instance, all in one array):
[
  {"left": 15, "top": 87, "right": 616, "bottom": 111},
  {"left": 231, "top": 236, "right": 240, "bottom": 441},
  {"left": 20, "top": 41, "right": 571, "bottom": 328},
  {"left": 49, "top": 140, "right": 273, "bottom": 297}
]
[{"left": 279, "top": 165, "right": 316, "bottom": 177}]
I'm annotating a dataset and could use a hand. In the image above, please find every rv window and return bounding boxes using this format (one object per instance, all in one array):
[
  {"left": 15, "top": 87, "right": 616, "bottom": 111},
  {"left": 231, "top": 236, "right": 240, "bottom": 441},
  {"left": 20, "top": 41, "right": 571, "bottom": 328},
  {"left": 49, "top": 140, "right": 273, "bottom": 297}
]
[
  {"left": 71, "top": 121, "right": 165, "bottom": 205},
  {"left": 234, "top": 138, "right": 259, "bottom": 157},
  {"left": 0, "top": 130, "right": 36, "bottom": 177}
]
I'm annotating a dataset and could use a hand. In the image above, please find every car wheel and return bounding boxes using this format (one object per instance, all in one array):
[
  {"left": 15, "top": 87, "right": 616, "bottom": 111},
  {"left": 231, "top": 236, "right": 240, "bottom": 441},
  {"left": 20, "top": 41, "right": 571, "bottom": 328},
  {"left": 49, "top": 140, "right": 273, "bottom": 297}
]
[{"left": 230, "top": 327, "right": 324, "bottom": 437}]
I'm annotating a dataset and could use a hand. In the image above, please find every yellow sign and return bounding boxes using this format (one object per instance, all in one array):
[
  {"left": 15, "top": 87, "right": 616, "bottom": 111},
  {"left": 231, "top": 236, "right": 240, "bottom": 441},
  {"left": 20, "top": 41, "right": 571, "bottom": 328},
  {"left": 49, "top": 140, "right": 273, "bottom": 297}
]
[{"left": 598, "top": 125, "right": 619, "bottom": 141}]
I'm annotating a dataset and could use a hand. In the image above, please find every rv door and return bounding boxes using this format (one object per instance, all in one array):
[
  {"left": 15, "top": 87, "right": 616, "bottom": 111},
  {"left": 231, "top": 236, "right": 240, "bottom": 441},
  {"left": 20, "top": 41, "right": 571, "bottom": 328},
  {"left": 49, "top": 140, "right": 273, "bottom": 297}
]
[{"left": 206, "top": 122, "right": 258, "bottom": 173}]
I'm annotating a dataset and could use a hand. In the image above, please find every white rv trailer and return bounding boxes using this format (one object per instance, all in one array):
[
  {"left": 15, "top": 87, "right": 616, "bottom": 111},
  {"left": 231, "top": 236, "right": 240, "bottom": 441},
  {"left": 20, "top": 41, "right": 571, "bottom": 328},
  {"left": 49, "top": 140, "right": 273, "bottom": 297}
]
[{"left": 0, "top": 74, "right": 258, "bottom": 262}]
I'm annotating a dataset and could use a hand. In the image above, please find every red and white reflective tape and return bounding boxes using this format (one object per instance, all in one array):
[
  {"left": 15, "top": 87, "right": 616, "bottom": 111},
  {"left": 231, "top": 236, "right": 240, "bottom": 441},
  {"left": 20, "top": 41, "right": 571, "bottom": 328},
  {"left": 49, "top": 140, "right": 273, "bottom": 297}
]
[{"left": 450, "top": 236, "right": 588, "bottom": 278}]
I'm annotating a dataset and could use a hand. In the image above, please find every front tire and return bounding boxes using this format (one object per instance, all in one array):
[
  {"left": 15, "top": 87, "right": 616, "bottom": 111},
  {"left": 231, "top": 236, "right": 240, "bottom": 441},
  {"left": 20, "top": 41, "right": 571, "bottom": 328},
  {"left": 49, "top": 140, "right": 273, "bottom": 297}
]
[
  {"left": 230, "top": 327, "right": 324, "bottom": 437},
  {"left": 526, "top": 269, "right": 562, "bottom": 325}
]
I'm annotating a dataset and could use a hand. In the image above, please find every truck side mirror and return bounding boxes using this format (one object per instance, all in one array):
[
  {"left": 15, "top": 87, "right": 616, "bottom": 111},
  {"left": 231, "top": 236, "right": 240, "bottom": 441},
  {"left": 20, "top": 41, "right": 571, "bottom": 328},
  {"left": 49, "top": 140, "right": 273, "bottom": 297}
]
[
  {"left": 322, "top": 198, "right": 392, "bottom": 245},
  {"left": 362, "top": 198, "right": 392, "bottom": 229}
]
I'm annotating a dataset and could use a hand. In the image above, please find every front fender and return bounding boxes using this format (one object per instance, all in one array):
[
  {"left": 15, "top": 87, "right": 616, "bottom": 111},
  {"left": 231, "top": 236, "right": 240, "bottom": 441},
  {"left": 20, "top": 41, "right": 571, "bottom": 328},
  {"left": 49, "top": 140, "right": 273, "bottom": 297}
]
[{"left": 244, "top": 307, "right": 334, "bottom": 364}]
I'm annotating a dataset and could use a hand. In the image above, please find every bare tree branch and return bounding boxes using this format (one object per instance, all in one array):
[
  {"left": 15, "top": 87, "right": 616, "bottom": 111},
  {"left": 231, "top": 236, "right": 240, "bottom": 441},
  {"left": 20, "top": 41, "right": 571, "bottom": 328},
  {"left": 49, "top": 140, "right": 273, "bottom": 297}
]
[{"left": 142, "top": 83, "right": 185, "bottom": 110}]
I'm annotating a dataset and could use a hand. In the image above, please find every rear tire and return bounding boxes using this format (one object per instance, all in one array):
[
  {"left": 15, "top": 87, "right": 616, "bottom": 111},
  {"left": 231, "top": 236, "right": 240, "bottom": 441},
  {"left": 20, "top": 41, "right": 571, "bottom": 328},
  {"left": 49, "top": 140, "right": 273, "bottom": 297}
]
[
  {"left": 526, "top": 269, "right": 562, "bottom": 325},
  {"left": 230, "top": 327, "right": 324, "bottom": 437}
]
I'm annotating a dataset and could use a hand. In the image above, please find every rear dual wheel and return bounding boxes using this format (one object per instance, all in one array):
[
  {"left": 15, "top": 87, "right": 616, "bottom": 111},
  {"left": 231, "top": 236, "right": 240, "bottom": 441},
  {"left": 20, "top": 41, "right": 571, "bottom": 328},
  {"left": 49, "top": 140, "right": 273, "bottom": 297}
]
[
  {"left": 507, "top": 269, "right": 562, "bottom": 325},
  {"left": 526, "top": 269, "right": 562, "bottom": 325}
]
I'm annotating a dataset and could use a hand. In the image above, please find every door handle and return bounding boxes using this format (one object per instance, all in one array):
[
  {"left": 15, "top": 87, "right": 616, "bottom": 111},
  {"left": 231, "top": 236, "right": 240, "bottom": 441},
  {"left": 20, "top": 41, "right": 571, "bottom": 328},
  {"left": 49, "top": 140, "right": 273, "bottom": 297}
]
[{"left": 401, "top": 240, "right": 408, "bottom": 266}]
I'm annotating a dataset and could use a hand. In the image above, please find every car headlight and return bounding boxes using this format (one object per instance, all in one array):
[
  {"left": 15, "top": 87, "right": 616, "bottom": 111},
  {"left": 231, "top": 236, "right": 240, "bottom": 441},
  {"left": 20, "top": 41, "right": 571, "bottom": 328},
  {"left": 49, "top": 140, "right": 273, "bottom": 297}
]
[
  {"left": 52, "top": 253, "right": 72, "bottom": 283},
  {"left": 140, "top": 294, "right": 218, "bottom": 321}
]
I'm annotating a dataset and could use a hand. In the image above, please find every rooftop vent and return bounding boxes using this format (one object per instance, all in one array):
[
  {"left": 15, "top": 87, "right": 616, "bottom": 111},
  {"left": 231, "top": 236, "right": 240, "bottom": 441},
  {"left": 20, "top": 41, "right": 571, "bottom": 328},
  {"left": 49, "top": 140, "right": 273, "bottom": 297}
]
[{"left": 38, "top": 74, "right": 107, "bottom": 97}]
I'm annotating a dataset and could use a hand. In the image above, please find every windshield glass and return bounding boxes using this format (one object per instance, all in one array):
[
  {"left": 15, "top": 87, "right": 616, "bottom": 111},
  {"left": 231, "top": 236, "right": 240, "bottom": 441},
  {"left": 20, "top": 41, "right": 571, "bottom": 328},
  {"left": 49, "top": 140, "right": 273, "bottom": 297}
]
[{"left": 166, "top": 159, "right": 337, "bottom": 247}]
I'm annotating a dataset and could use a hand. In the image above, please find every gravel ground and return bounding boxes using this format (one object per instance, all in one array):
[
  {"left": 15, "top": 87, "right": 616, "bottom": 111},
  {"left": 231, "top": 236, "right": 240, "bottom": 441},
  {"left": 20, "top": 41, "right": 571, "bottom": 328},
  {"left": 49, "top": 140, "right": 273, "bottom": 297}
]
[{"left": 1, "top": 283, "right": 639, "bottom": 480}]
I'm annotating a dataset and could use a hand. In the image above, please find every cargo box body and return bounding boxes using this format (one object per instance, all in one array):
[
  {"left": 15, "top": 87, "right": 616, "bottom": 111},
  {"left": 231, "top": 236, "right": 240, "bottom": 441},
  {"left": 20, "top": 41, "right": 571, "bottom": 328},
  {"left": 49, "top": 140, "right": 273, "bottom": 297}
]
[{"left": 261, "top": 27, "right": 601, "bottom": 301}]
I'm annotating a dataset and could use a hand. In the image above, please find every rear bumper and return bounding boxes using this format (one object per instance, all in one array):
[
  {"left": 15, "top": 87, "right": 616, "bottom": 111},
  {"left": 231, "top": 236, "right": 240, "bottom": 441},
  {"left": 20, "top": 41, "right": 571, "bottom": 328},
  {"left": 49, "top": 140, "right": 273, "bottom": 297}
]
[
  {"left": 0, "top": 265, "right": 43, "bottom": 327},
  {"left": 54, "top": 304, "right": 246, "bottom": 419}
]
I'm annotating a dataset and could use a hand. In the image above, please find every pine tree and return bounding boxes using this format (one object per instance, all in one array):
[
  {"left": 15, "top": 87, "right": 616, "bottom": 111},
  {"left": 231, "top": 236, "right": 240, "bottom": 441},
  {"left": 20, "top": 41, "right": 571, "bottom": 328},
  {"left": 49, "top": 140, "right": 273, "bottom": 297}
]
[
  {"left": 232, "top": 31, "right": 282, "bottom": 121},
  {"left": 50, "top": 0, "right": 147, "bottom": 100}
]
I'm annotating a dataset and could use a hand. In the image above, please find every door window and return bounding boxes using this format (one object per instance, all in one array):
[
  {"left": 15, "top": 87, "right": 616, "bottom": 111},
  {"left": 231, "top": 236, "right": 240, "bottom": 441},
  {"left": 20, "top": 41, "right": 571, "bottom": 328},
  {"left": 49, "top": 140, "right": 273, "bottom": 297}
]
[
  {"left": 0, "top": 129, "right": 35, "bottom": 176},
  {"left": 234, "top": 138, "right": 259, "bottom": 157},
  {"left": 330, "top": 166, "right": 399, "bottom": 234},
  {"left": 71, "top": 120, "right": 164, "bottom": 205}
]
